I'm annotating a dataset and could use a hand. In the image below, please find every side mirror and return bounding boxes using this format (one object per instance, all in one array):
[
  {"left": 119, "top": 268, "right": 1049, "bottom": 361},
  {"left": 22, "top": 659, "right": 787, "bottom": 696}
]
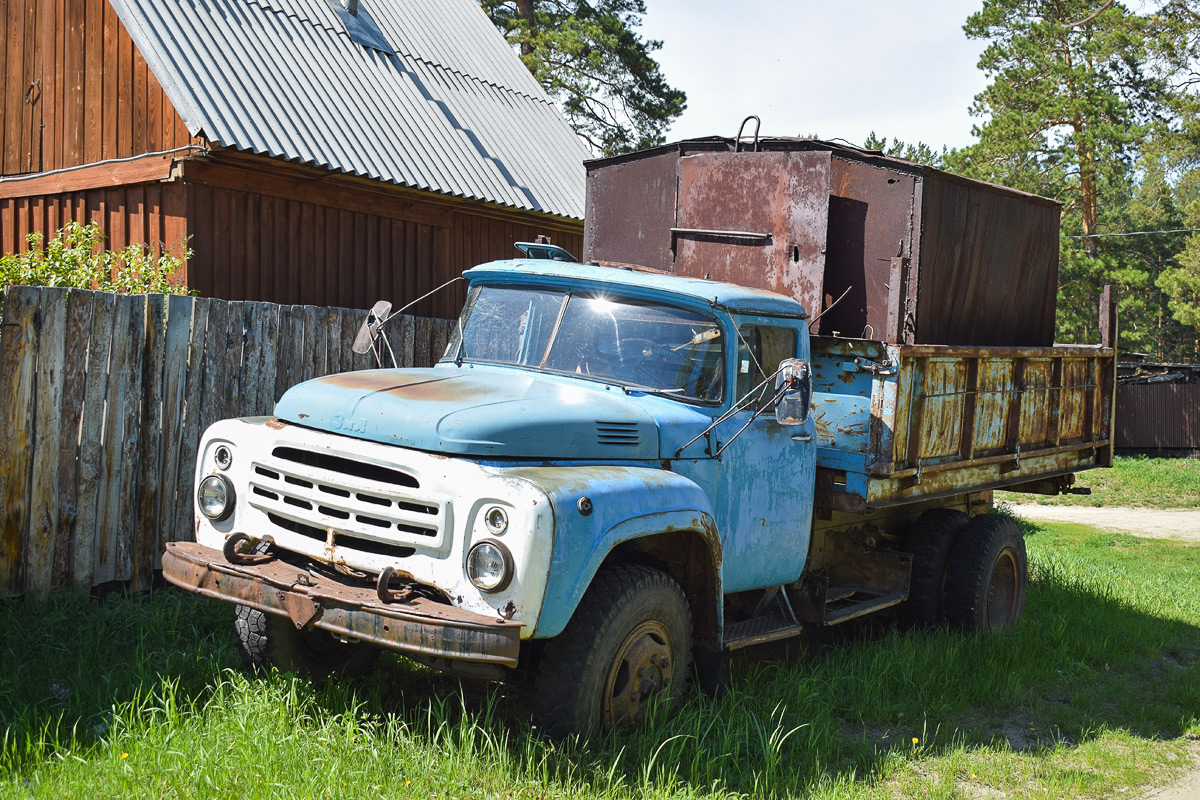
[
  {"left": 352, "top": 300, "right": 393, "bottom": 355},
  {"left": 774, "top": 358, "right": 812, "bottom": 425}
]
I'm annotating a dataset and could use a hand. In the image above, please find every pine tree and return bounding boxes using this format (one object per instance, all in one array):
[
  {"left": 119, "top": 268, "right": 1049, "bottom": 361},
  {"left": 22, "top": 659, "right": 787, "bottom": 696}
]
[{"left": 482, "top": 0, "right": 686, "bottom": 155}]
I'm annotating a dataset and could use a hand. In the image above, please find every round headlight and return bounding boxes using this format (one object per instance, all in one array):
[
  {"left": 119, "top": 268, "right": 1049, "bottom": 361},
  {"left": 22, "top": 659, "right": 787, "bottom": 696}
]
[
  {"left": 198, "top": 474, "right": 235, "bottom": 521},
  {"left": 466, "top": 539, "right": 513, "bottom": 593},
  {"left": 483, "top": 506, "right": 509, "bottom": 535},
  {"left": 214, "top": 445, "right": 233, "bottom": 470}
]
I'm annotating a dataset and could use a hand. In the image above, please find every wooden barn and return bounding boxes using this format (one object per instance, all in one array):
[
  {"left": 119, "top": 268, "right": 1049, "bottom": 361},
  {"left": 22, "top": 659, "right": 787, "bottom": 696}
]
[{"left": 0, "top": 0, "right": 588, "bottom": 318}]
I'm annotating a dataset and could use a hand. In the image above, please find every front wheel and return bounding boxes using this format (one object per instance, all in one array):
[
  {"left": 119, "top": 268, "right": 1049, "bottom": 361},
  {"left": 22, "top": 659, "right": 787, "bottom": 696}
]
[
  {"left": 532, "top": 564, "right": 692, "bottom": 739},
  {"left": 943, "top": 515, "right": 1028, "bottom": 631},
  {"left": 234, "top": 604, "right": 379, "bottom": 680}
]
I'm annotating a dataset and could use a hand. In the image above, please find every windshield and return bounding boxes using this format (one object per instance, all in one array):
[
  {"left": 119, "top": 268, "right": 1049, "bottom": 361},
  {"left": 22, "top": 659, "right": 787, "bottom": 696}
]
[{"left": 443, "top": 284, "right": 725, "bottom": 403}]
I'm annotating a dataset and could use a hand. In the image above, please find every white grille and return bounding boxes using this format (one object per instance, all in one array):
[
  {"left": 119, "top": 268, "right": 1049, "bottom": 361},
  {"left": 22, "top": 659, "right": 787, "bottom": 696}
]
[{"left": 247, "top": 450, "right": 448, "bottom": 552}]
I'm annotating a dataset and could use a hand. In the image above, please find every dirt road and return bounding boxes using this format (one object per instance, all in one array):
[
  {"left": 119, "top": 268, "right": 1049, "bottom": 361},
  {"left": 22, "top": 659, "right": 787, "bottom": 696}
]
[{"left": 1007, "top": 504, "right": 1200, "bottom": 543}]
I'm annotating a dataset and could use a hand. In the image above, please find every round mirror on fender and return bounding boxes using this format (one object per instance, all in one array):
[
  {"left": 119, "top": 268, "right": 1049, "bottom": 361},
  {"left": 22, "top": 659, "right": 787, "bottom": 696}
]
[
  {"left": 352, "top": 300, "right": 393, "bottom": 355},
  {"left": 774, "top": 358, "right": 812, "bottom": 425}
]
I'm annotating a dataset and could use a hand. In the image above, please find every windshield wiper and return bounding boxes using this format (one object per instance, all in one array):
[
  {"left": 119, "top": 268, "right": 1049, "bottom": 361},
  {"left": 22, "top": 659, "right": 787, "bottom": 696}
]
[{"left": 621, "top": 384, "right": 686, "bottom": 398}]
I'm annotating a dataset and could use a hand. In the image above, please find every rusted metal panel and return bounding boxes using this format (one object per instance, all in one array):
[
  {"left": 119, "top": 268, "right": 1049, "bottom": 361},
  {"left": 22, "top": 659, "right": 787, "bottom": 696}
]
[
  {"left": 1116, "top": 384, "right": 1200, "bottom": 451},
  {"left": 162, "top": 541, "right": 523, "bottom": 666},
  {"left": 973, "top": 358, "right": 1013, "bottom": 455},
  {"left": 915, "top": 172, "right": 1059, "bottom": 347},
  {"left": 673, "top": 151, "right": 830, "bottom": 322},
  {"left": 917, "top": 358, "right": 968, "bottom": 460},
  {"left": 1017, "top": 359, "right": 1053, "bottom": 447},
  {"left": 583, "top": 148, "right": 677, "bottom": 272},
  {"left": 584, "top": 137, "right": 1060, "bottom": 347},
  {"left": 822, "top": 158, "right": 917, "bottom": 341}
]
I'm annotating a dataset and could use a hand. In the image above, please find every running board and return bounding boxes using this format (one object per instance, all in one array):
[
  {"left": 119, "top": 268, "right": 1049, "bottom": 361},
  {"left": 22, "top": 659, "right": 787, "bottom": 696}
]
[
  {"left": 723, "top": 617, "right": 805, "bottom": 651},
  {"left": 822, "top": 589, "right": 907, "bottom": 626}
]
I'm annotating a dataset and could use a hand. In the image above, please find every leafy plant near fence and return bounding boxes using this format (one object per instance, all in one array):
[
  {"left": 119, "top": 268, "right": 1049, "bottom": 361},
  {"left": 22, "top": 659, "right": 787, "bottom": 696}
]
[{"left": 0, "top": 221, "right": 191, "bottom": 295}]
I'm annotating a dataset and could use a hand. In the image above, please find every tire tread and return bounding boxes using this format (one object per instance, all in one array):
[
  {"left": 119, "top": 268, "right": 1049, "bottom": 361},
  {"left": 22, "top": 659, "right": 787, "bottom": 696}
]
[{"left": 532, "top": 564, "right": 691, "bottom": 739}]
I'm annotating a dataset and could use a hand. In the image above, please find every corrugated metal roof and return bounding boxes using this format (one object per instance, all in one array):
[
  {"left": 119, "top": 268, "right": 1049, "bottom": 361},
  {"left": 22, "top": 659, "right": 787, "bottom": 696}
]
[{"left": 108, "top": 0, "right": 589, "bottom": 219}]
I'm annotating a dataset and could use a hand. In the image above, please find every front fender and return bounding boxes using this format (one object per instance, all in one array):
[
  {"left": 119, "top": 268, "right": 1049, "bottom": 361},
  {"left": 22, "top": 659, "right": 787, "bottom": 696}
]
[{"left": 500, "top": 465, "right": 720, "bottom": 638}]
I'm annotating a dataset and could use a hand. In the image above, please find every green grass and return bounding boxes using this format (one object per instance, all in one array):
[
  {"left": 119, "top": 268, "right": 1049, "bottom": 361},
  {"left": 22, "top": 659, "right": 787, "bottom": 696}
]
[
  {"left": 997, "top": 455, "right": 1200, "bottom": 508},
  {"left": 3, "top": 520, "right": 1200, "bottom": 799}
]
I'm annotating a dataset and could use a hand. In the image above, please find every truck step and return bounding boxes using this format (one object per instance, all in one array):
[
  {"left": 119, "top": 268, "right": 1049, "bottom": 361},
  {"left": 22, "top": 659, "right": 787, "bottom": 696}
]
[
  {"left": 724, "top": 617, "right": 805, "bottom": 651},
  {"left": 823, "top": 589, "right": 907, "bottom": 626}
]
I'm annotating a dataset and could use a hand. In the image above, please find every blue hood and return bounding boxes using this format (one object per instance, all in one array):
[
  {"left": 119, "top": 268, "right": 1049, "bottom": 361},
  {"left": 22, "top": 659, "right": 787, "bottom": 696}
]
[{"left": 274, "top": 365, "right": 669, "bottom": 458}]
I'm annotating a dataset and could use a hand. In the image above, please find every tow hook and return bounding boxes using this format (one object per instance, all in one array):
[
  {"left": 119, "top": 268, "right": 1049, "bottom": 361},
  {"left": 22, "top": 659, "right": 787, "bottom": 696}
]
[
  {"left": 376, "top": 566, "right": 417, "bottom": 604},
  {"left": 222, "top": 532, "right": 274, "bottom": 565}
]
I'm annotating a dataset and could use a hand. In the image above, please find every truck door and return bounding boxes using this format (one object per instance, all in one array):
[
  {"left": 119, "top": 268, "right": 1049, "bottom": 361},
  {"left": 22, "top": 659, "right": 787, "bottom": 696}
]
[{"left": 714, "top": 318, "right": 816, "bottom": 593}]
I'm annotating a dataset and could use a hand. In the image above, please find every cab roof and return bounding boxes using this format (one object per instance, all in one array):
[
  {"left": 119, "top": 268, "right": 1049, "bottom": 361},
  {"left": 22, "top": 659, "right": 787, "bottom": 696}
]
[{"left": 463, "top": 259, "right": 810, "bottom": 319}]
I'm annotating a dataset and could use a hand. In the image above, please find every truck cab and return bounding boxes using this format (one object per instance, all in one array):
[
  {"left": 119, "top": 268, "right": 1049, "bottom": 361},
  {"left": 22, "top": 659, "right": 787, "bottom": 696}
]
[{"left": 166, "top": 259, "right": 825, "bottom": 735}]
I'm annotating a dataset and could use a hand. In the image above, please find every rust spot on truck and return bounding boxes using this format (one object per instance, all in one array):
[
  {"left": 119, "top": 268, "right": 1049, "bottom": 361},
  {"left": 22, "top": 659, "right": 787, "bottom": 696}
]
[
  {"left": 318, "top": 371, "right": 480, "bottom": 404},
  {"left": 265, "top": 418, "right": 288, "bottom": 430}
]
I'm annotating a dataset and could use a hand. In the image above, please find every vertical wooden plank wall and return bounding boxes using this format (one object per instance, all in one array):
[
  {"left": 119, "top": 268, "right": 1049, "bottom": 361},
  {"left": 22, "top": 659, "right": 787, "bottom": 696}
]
[
  {"left": 0, "top": 183, "right": 189, "bottom": 264},
  {"left": 181, "top": 177, "right": 584, "bottom": 321},
  {"left": 1, "top": 0, "right": 196, "bottom": 178},
  {"left": 0, "top": 286, "right": 455, "bottom": 598}
]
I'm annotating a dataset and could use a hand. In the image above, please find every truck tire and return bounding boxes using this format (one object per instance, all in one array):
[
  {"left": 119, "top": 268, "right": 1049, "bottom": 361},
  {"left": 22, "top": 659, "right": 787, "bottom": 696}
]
[
  {"left": 532, "top": 564, "right": 692, "bottom": 739},
  {"left": 234, "top": 604, "right": 379, "bottom": 680},
  {"left": 899, "top": 508, "right": 969, "bottom": 628},
  {"left": 943, "top": 515, "right": 1027, "bottom": 631}
]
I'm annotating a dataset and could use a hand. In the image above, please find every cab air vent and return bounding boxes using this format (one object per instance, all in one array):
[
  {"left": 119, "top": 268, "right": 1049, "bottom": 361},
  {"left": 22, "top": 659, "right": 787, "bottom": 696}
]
[{"left": 596, "top": 421, "right": 640, "bottom": 447}]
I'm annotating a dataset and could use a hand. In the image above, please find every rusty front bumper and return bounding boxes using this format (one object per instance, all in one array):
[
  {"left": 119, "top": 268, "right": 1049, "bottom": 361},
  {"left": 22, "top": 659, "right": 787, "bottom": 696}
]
[{"left": 163, "top": 542, "right": 523, "bottom": 667}]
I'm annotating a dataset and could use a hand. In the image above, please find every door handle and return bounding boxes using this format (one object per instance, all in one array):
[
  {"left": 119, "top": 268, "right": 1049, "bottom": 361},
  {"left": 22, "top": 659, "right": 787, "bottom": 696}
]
[{"left": 791, "top": 433, "right": 814, "bottom": 443}]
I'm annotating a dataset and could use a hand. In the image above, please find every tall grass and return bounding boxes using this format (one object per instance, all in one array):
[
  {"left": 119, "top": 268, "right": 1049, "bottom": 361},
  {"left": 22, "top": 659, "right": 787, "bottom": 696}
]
[{"left": 3, "top": 522, "right": 1199, "bottom": 799}]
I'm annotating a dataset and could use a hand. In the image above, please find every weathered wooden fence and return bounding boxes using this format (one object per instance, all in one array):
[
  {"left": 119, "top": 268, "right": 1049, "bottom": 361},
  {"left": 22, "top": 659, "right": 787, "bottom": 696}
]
[{"left": 0, "top": 285, "right": 455, "bottom": 598}]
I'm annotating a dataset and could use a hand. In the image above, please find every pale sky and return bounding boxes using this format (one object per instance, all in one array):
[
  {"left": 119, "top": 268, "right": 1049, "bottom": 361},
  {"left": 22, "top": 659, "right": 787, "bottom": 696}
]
[{"left": 638, "top": 0, "right": 991, "bottom": 152}]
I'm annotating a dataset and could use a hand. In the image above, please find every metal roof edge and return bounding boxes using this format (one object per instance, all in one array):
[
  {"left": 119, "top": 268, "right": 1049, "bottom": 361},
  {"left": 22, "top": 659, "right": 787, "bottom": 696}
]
[
  {"left": 586, "top": 136, "right": 1062, "bottom": 209},
  {"left": 105, "top": 0, "right": 212, "bottom": 140}
]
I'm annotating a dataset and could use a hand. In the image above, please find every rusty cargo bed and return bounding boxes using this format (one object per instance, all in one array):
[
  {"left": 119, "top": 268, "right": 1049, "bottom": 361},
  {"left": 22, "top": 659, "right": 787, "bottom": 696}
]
[{"left": 810, "top": 335, "right": 1117, "bottom": 512}]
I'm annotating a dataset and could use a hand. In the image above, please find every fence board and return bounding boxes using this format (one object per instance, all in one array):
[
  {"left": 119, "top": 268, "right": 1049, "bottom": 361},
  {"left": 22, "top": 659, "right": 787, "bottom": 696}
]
[
  {"left": 0, "top": 287, "right": 41, "bottom": 596},
  {"left": 414, "top": 316, "right": 433, "bottom": 368},
  {"left": 273, "top": 304, "right": 298, "bottom": 403},
  {"left": 55, "top": 289, "right": 93, "bottom": 589},
  {"left": 27, "top": 286, "right": 68, "bottom": 600},
  {"left": 173, "top": 298, "right": 210, "bottom": 544},
  {"left": 306, "top": 305, "right": 325, "bottom": 382},
  {"left": 199, "top": 299, "right": 229, "bottom": 437},
  {"left": 220, "top": 301, "right": 244, "bottom": 419},
  {"left": 95, "top": 294, "right": 135, "bottom": 583},
  {"left": 74, "top": 291, "right": 115, "bottom": 589},
  {"left": 432, "top": 319, "right": 452, "bottom": 365},
  {"left": 240, "top": 302, "right": 266, "bottom": 416},
  {"left": 258, "top": 302, "right": 279, "bottom": 412},
  {"left": 115, "top": 294, "right": 146, "bottom": 584},
  {"left": 323, "top": 306, "right": 343, "bottom": 377},
  {"left": 134, "top": 295, "right": 165, "bottom": 588},
  {"left": 398, "top": 314, "right": 415, "bottom": 369},
  {"left": 158, "top": 294, "right": 192, "bottom": 558},
  {"left": 290, "top": 304, "right": 309, "bottom": 386}
]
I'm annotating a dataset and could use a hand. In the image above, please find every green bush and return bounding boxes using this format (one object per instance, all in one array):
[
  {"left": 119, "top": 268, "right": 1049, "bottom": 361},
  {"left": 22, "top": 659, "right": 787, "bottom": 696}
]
[{"left": 0, "top": 221, "right": 191, "bottom": 295}]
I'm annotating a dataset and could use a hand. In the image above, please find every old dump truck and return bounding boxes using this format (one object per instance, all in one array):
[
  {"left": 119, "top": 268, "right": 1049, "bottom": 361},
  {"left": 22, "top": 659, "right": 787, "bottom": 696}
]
[{"left": 162, "top": 135, "right": 1117, "bottom": 738}]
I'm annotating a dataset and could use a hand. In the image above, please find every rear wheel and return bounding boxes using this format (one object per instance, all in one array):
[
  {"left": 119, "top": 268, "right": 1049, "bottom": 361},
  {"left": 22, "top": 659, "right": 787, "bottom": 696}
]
[
  {"left": 899, "top": 508, "right": 968, "bottom": 628},
  {"left": 532, "top": 564, "right": 692, "bottom": 739},
  {"left": 234, "top": 604, "right": 379, "bottom": 679},
  {"left": 943, "top": 515, "right": 1027, "bottom": 631}
]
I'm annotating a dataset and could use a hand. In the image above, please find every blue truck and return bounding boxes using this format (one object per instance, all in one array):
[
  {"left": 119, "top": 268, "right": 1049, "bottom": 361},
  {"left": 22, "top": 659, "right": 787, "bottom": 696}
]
[{"left": 162, "top": 138, "right": 1117, "bottom": 737}]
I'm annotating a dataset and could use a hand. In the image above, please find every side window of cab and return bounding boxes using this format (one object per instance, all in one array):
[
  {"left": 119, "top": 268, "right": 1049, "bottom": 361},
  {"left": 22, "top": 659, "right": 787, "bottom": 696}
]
[{"left": 735, "top": 325, "right": 798, "bottom": 410}]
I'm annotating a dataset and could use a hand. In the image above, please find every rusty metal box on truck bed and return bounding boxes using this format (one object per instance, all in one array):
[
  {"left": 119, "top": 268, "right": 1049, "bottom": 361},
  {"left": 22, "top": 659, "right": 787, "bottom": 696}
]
[{"left": 583, "top": 137, "right": 1061, "bottom": 348}]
